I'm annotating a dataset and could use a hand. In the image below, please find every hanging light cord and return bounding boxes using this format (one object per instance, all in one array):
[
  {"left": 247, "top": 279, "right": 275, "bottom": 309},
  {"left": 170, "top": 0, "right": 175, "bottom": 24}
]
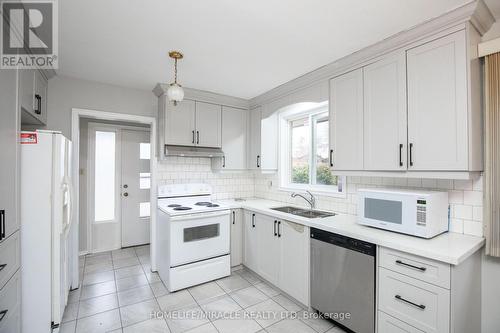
[{"left": 174, "top": 58, "right": 178, "bottom": 84}]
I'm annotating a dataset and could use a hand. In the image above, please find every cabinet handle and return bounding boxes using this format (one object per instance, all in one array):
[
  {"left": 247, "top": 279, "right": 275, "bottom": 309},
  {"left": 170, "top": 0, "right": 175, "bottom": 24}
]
[
  {"left": 274, "top": 220, "right": 277, "bottom": 236},
  {"left": 0, "top": 264, "right": 6, "bottom": 272},
  {"left": 0, "top": 309, "right": 7, "bottom": 322},
  {"left": 232, "top": 211, "right": 235, "bottom": 224},
  {"left": 222, "top": 156, "right": 226, "bottom": 168},
  {"left": 399, "top": 144, "right": 403, "bottom": 167},
  {"left": 277, "top": 221, "right": 281, "bottom": 237},
  {"left": 192, "top": 130, "right": 195, "bottom": 144},
  {"left": 34, "top": 94, "right": 41, "bottom": 114},
  {"left": 197, "top": 131, "right": 200, "bottom": 144},
  {"left": 409, "top": 143, "right": 414, "bottom": 166},
  {"left": 256, "top": 155, "right": 260, "bottom": 168},
  {"left": 394, "top": 295, "right": 426, "bottom": 310},
  {"left": 252, "top": 213, "right": 255, "bottom": 228},
  {"left": 329, "top": 149, "right": 333, "bottom": 167},
  {"left": 0, "top": 210, "right": 4, "bottom": 240},
  {"left": 395, "top": 259, "right": 427, "bottom": 272}
]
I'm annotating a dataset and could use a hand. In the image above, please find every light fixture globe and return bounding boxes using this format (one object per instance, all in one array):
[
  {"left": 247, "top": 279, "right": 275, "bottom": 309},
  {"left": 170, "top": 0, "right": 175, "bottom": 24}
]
[
  {"left": 167, "top": 50, "right": 184, "bottom": 105},
  {"left": 167, "top": 83, "right": 184, "bottom": 105}
]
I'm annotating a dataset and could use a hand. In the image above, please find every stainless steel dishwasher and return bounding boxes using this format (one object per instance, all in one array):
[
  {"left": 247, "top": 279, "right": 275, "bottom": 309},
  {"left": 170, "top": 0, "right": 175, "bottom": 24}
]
[{"left": 310, "top": 228, "right": 376, "bottom": 333}]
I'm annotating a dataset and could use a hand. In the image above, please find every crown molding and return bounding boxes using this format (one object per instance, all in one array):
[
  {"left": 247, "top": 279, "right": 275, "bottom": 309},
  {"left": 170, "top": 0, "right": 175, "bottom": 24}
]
[
  {"left": 153, "top": 83, "right": 249, "bottom": 110},
  {"left": 249, "top": 0, "right": 495, "bottom": 108}
]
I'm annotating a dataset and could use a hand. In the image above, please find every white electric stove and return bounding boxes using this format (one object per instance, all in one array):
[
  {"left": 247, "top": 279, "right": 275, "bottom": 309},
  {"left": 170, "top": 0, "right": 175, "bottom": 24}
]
[{"left": 157, "top": 184, "right": 231, "bottom": 292}]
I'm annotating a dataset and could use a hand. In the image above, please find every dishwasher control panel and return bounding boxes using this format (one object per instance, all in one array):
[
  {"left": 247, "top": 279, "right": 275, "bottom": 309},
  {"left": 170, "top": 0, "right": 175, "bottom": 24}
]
[{"left": 310, "top": 228, "right": 376, "bottom": 256}]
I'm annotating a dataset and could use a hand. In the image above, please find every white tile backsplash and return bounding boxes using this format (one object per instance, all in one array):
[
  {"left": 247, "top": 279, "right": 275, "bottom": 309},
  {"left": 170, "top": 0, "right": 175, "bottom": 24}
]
[{"left": 157, "top": 157, "right": 484, "bottom": 237}]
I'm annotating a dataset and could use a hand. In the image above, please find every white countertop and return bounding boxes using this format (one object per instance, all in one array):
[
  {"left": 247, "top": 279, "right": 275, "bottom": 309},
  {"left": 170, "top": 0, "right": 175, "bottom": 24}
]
[{"left": 218, "top": 198, "right": 485, "bottom": 265}]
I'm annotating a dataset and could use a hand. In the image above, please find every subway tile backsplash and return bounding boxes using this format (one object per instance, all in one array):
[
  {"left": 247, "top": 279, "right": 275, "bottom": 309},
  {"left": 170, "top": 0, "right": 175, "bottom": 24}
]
[{"left": 157, "top": 156, "right": 484, "bottom": 237}]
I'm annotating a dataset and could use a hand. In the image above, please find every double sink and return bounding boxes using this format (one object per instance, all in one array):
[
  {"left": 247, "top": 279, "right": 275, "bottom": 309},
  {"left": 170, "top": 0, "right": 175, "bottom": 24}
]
[{"left": 270, "top": 206, "right": 336, "bottom": 219}]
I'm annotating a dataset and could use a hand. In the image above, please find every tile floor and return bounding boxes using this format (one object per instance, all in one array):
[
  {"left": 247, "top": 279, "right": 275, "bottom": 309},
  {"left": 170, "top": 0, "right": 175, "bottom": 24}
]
[{"left": 61, "top": 245, "right": 346, "bottom": 333}]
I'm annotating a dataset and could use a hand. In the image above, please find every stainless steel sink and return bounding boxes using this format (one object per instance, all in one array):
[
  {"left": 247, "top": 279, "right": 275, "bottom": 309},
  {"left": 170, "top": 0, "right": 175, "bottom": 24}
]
[{"left": 270, "top": 206, "right": 336, "bottom": 219}]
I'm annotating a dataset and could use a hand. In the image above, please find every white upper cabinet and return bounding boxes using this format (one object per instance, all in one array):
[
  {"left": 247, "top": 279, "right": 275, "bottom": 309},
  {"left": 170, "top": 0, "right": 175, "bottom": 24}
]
[
  {"left": 216, "top": 106, "right": 247, "bottom": 170},
  {"left": 195, "top": 102, "right": 222, "bottom": 148},
  {"left": 248, "top": 107, "right": 262, "bottom": 170},
  {"left": 407, "top": 30, "right": 468, "bottom": 171},
  {"left": 363, "top": 51, "right": 407, "bottom": 171},
  {"left": 260, "top": 110, "right": 279, "bottom": 171},
  {"left": 165, "top": 100, "right": 196, "bottom": 146},
  {"left": 329, "top": 68, "right": 364, "bottom": 170},
  {"left": 20, "top": 69, "right": 48, "bottom": 126}
]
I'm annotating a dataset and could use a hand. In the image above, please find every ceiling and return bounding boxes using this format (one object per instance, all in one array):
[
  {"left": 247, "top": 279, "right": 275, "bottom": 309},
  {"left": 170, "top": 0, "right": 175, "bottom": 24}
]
[{"left": 58, "top": 0, "right": 496, "bottom": 99}]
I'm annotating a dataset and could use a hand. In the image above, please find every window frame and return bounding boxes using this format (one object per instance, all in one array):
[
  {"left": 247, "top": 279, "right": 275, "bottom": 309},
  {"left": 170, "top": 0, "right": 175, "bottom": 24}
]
[{"left": 279, "top": 102, "right": 345, "bottom": 197}]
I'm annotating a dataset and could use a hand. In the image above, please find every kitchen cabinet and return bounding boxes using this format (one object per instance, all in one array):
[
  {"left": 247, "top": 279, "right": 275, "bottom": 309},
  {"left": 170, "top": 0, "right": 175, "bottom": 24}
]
[
  {"left": 0, "top": 270, "right": 21, "bottom": 333},
  {"left": 213, "top": 106, "right": 247, "bottom": 170},
  {"left": 363, "top": 51, "right": 407, "bottom": 171},
  {"left": 243, "top": 211, "right": 259, "bottom": 272},
  {"left": 243, "top": 211, "right": 309, "bottom": 305},
  {"left": 407, "top": 30, "right": 468, "bottom": 171},
  {"left": 329, "top": 68, "right": 364, "bottom": 170},
  {"left": 230, "top": 209, "right": 243, "bottom": 267},
  {"left": 248, "top": 107, "right": 262, "bottom": 170},
  {"left": 164, "top": 99, "right": 196, "bottom": 146},
  {"left": 20, "top": 69, "right": 48, "bottom": 126},
  {"left": 260, "top": 110, "right": 278, "bottom": 171},
  {"left": 195, "top": 102, "right": 222, "bottom": 148},
  {"left": 257, "top": 214, "right": 280, "bottom": 286}
]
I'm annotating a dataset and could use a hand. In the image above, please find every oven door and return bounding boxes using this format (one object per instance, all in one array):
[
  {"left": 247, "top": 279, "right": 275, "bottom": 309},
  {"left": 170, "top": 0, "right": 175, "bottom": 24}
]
[{"left": 169, "top": 210, "right": 230, "bottom": 267}]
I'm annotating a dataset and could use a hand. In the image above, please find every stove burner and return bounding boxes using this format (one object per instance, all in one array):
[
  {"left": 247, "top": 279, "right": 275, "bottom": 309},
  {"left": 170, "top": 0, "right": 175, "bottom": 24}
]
[
  {"left": 168, "top": 204, "right": 181, "bottom": 207},
  {"left": 195, "top": 202, "right": 212, "bottom": 206},
  {"left": 173, "top": 206, "right": 192, "bottom": 211}
]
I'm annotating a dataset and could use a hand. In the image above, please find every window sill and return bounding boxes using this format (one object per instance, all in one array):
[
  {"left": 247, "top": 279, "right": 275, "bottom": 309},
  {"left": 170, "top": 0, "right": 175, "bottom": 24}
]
[{"left": 278, "top": 184, "right": 347, "bottom": 199}]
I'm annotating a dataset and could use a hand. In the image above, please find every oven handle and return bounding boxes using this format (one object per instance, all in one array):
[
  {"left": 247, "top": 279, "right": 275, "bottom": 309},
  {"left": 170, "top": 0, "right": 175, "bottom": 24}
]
[{"left": 170, "top": 210, "right": 230, "bottom": 221}]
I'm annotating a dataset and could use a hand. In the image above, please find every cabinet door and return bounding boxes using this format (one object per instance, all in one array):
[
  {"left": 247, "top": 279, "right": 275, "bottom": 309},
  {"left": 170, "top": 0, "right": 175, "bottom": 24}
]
[
  {"left": 165, "top": 100, "right": 196, "bottom": 146},
  {"left": 378, "top": 311, "right": 425, "bottom": 333},
  {"left": 0, "top": 69, "right": 20, "bottom": 241},
  {"left": 279, "top": 221, "right": 309, "bottom": 305},
  {"left": 34, "top": 71, "right": 48, "bottom": 124},
  {"left": 257, "top": 214, "right": 279, "bottom": 285},
  {"left": 407, "top": 30, "right": 468, "bottom": 171},
  {"left": 0, "top": 271, "right": 21, "bottom": 333},
  {"left": 243, "top": 211, "right": 258, "bottom": 272},
  {"left": 230, "top": 209, "right": 243, "bottom": 267},
  {"left": 195, "top": 102, "right": 222, "bottom": 148},
  {"left": 330, "top": 69, "right": 364, "bottom": 170},
  {"left": 221, "top": 107, "right": 246, "bottom": 170},
  {"left": 364, "top": 52, "right": 407, "bottom": 170},
  {"left": 248, "top": 107, "right": 262, "bottom": 170},
  {"left": 260, "top": 110, "right": 278, "bottom": 171}
]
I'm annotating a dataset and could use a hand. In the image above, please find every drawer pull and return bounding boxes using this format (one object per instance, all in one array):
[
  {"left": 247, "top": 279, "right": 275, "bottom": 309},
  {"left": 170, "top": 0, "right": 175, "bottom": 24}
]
[
  {"left": 395, "top": 260, "right": 426, "bottom": 272},
  {"left": 0, "top": 264, "right": 6, "bottom": 272},
  {"left": 395, "top": 295, "right": 426, "bottom": 310},
  {"left": 0, "top": 309, "right": 7, "bottom": 322}
]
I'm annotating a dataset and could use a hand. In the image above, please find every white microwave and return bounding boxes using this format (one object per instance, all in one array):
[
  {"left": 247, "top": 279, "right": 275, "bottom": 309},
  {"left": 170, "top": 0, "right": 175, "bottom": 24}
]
[{"left": 357, "top": 188, "right": 449, "bottom": 238}]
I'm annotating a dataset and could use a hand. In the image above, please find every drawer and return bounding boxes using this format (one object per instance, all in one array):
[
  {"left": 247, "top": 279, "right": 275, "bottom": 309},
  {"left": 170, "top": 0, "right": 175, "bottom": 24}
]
[
  {"left": 378, "top": 311, "right": 425, "bottom": 333},
  {"left": 379, "top": 247, "right": 450, "bottom": 289},
  {"left": 378, "top": 267, "right": 449, "bottom": 333},
  {"left": 0, "top": 232, "right": 20, "bottom": 290},
  {"left": 0, "top": 271, "right": 21, "bottom": 333}
]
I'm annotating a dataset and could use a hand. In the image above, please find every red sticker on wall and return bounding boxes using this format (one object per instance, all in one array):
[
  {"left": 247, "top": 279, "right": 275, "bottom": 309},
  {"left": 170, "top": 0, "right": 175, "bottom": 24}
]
[{"left": 20, "top": 132, "right": 38, "bottom": 144}]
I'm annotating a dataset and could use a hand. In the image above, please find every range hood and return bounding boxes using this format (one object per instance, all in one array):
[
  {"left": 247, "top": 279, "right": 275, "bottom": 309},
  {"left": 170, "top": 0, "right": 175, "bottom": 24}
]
[{"left": 164, "top": 144, "right": 224, "bottom": 158}]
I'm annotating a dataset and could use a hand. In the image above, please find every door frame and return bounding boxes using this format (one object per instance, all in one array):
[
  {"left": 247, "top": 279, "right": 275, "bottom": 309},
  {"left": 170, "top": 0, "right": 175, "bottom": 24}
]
[{"left": 71, "top": 108, "right": 158, "bottom": 272}]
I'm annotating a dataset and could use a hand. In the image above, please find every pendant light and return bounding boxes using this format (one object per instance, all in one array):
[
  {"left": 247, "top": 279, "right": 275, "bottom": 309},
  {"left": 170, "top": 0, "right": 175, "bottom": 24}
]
[{"left": 167, "top": 51, "right": 184, "bottom": 105}]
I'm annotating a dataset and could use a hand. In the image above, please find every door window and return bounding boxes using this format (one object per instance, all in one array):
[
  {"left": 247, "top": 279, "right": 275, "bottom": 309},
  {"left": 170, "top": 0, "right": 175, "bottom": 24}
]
[{"left": 94, "top": 131, "right": 116, "bottom": 222}]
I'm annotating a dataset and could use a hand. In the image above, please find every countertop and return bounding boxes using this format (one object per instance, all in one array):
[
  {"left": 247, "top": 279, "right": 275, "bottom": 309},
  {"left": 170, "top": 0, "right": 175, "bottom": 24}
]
[{"left": 218, "top": 198, "right": 485, "bottom": 266}]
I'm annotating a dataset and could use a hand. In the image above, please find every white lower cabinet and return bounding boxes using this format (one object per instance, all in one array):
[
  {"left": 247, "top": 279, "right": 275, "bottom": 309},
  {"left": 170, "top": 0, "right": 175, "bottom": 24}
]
[
  {"left": 230, "top": 209, "right": 243, "bottom": 267},
  {"left": 378, "top": 311, "right": 425, "bottom": 333},
  {"left": 0, "top": 271, "right": 21, "bottom": 333},
  {"left": 243, "top": 211, "right": 309, "bottom": 305}
]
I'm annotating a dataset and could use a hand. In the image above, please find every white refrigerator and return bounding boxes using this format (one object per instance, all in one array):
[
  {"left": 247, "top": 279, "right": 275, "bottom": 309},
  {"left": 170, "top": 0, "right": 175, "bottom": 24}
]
[{"left": 20, "top": 130, "right": 78, "bottom": 333}]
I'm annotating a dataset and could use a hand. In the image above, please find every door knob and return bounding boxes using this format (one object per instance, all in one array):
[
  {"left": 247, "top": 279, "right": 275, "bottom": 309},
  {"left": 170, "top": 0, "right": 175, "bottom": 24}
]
[{"left": 123, "top": 192, "right": 128, "bottom": 197}]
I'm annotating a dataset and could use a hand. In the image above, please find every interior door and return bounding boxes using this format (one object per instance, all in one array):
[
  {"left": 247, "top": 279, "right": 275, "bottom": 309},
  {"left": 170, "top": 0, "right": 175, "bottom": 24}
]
[
  {"left": 363, "top": 51, "right": 407, "bottom": 170},
  {"left": 195, "top": 102, "right": 221, "bottom": 148},
  {"left": 222, "top": 106, "right": 247, "bottom": 170},
  {"left": 121, "top": 129, "right": 151, "bottom": 247},
  {"left": 407, "top": 30, "right": 468, "bottom": 170},
  {"left": 165, "top": 99, "right": 196, "bottom": 146}
]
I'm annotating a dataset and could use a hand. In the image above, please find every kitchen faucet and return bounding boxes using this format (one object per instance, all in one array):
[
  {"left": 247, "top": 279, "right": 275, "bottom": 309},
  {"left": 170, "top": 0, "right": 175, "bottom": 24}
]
[{"left": 291, "top": 190, "right": 316, "bottom": 210}]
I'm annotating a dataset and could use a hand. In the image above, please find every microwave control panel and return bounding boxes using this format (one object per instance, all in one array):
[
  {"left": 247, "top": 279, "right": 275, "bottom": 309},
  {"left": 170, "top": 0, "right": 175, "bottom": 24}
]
[{"left": 416, "top": 199, "right": 427, "bottom": 226}]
